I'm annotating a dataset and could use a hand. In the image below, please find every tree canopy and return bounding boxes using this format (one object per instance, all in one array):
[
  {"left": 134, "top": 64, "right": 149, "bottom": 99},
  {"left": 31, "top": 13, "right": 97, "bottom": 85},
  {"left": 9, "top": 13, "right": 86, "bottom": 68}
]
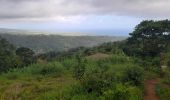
[
  {"left": 16, "top": 47, "right": 35, "bottom": 66},
  {"left": 0, "top": 36, "right": 19, "bottom": 72},
  {"left": 124, "top": 20, "right": 170, "bottom": 57}
]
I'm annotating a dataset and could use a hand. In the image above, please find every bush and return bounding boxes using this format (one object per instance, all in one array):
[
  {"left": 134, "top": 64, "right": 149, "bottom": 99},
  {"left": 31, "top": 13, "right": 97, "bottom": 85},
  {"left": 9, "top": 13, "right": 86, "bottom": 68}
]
[
  {"left": 123, "top": 66, "right": 144, "bottom": 86},
  {"left": 1, "top": 61, "right": 65, "bottom": 79},
  {"left": 81, "top": 62, "right": 112, "bottom": 93},
  {"left": 156, "top": 84, "right": 170, "bottom": 100},
  {"left": 166, "top": 52, "right": 170, "bottom": 67},
  {"left": 127, "top": 86, "right": 143, "bottom": 100},
  {"left": 152, "top": 57, "right": 161, "bottom": 67},
  {"left": 167, "top": 61, "right": 170, "bottom": 67},
  {"left": 40, "top": 62, "right": 64, "bottom": 76},
  {"left": 103, "top": 84, "right": 129, "bottom": 100},
  {"left": 105, "top": 54, "right": 130, "bottom": 64},
  {"left": 73, "top": 56, "right": 86, "bottom": 81},
  {"left": 103, "top": 84, "right": 142, "bottom": 100},
  {"left": 82, "top": 73, "right": 107, "bottom": 93},
  {"left": 162, "top": 68, "right": 170, "bottom": 85},
  {"left": 62, "top": 58, "right": 77, "bottom": 70}
]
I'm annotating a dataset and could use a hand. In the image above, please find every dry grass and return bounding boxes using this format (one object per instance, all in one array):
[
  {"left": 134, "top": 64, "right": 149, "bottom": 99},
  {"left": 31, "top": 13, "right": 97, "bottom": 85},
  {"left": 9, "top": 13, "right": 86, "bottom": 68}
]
[{"left": 86, "top": 53, "right": 110, "bottom": 60}]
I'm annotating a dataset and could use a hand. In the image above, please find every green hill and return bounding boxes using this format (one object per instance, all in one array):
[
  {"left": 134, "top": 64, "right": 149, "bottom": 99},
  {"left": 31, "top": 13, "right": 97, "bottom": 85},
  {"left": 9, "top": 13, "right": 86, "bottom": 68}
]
[{"left": 0, "top": 29, "right": 126, "bottom": 53}]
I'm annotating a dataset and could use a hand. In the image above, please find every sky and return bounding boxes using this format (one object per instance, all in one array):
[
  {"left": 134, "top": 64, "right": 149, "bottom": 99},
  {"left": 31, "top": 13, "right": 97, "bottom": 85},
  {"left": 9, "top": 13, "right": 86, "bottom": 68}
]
[{"left": 0, "top": 0, "right": 170, "bottom": 36}]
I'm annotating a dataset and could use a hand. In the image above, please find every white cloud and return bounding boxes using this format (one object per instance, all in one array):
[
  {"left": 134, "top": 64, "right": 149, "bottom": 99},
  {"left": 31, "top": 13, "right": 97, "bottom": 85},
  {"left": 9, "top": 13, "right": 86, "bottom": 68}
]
[{"left": 0, "top": 0, "right": 170, "bottom": 22}]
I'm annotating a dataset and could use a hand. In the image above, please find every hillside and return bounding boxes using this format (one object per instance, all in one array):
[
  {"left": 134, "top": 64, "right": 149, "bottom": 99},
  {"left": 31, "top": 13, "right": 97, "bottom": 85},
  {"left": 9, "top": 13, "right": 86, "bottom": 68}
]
[
  {"left": 0, "top": 20, "right": 170, "bottom": 100},
  {"left": 0, "top": 29, "right": 126, "bottom": 53}
]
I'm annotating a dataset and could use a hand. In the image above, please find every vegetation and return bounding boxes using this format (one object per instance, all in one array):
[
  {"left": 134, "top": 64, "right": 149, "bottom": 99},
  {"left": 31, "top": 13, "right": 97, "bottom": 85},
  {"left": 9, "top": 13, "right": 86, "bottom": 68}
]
[
  {"left": 0, "top": 36, "right": 19, "bottom": 72},
  {"left": 0, "top": 32, "right": 126, "bottom": 53},
  {"left": 0, "top": 20, "right": 170, "bottom": 99},
  {"left": 16, "top": 47, "right": 36, "bottom": 66},
  {"left": 0, "top": 54, "right": 144, "bottom": 100},
  {"left": 124, "top": 20, "right": 170, "bottom": 57}
]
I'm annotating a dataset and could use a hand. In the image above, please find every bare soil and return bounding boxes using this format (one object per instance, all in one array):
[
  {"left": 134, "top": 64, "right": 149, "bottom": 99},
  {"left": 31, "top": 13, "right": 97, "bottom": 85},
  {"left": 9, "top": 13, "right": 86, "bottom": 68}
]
[{"left": 144, "top": 78, "right": 160, "bottom": 100}]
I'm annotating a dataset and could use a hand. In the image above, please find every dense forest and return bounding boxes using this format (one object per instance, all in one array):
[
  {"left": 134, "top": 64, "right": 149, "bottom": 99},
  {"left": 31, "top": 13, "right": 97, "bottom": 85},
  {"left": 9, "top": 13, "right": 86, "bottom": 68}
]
[
  {"left": 0, "top": 31, "right": 126, "bottom": 53},
  {"left": 0, "top": 20, "right": 170, "bottom": 100}
]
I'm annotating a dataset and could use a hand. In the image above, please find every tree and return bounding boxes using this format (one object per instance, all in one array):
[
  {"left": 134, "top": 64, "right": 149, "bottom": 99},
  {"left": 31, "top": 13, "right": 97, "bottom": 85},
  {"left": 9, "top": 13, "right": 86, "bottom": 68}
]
[
  {"left": 73, "top": 55, "right": 86, "bottom": 81},
  {"left": 0, "top": 36, "right": 19, "bottom": 72},
  {"left": 16, "top": 47, "right": 35, "bottom": 66},
  {"left": 124, "top": 20, "right": 170, "bottom": 57}
]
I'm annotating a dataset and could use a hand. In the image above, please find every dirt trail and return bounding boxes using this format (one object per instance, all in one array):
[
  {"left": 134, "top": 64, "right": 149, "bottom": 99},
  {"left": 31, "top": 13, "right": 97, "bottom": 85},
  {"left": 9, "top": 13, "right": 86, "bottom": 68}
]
[{"left": 144, "top": 78, "right": 160, "bottom": 100}]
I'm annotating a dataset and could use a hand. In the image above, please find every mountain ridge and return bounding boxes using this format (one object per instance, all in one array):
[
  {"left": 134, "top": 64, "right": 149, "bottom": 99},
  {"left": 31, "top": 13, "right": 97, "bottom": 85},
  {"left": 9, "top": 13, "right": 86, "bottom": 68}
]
[{"left": 0, "top": 28, "right": 127, "bottom": 53}]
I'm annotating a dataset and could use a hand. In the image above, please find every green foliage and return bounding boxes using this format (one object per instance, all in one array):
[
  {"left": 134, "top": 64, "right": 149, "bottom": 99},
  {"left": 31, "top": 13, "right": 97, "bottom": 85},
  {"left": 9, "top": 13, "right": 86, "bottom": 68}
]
[
  {"left": 0, "top": 33, "right": 125, "bottom": 53},
  {"left": 4, "top": 20, "right": 167, "bottom": 99},
  {"left": 161, "top": 68, "right": 170, "bottom": 85},
  {"left": 107, "top": 54, "right": 130, "bottom": 64},
  {"left": 103, "top": 84, "right": 142, "bottom": 100},
  {"left": 167, "top": 61, "right": 170, "bottom": 67},
  {"left": 123, "top": 66, "right": 144, "bottom": 86},
  {"left": 94, "top": 42, "right": 125, "bottom": 54},
  {"left": 1, "top": 61, "right": 65, "bottom": 79},
  {"left": 0, "top": 53, "right": 145, "bottom": 99},
  {"left": 62, "top": 58, "right": 77, "bottom": 70},
  {"left": 134, "top": 57, "right": 161, "bottom": 73},
  {"left": 103, "top": 84, "right": 129, "bottom": 100},
  {"left": 82, "top": 65, "right": 110, "bottom": 93},
  {"left": 16, "top": 47, "right": 36, "bottom": 66},
  {"left": 73, "top": 55, "right": 86, "bottom": 81},
  {"left": 72, "top": 54, "right": 145, "bottom": 99},
  {"left": 166, "top": 52, "right": 170, "bottom": 67},
  {"left": 152, "top": 57, "right": 161, "bottom": 67},
  {"left": 125, "top": 20, "right": 170, "bottom": 57},
  {"left": 0, "top": 36, "right": 20, "bottom": 72},
  {"left": 127, "top": 86, "right": 143, "bottom": 100},
  {"left": 40, "top": 62, "right": 64, "bottom": 76},
  {"left": 156, "top": 84, "right": 170, "bottom": 100}
]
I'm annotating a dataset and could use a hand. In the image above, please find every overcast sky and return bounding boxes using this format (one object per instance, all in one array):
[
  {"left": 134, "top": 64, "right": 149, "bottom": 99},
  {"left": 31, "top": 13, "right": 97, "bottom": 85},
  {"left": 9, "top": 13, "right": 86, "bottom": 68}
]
[{"left": 0, "top": 0, "right": 169, "bottom": 36}]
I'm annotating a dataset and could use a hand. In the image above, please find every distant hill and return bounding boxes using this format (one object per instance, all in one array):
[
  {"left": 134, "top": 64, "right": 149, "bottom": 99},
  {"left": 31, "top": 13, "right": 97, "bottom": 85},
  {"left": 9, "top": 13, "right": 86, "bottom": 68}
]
[{"left": 0, "top": 28, "right": 127, "bottom": 53}]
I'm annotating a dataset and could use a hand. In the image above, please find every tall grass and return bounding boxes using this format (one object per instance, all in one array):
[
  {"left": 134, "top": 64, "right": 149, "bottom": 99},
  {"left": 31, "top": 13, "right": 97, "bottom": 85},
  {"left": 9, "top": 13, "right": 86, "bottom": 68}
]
[
  {"left": 0, "top": 61, "right": 65, "bottom": 80},
  {"left": 0, "top": 54, "right": 144, "bottom": 100}
]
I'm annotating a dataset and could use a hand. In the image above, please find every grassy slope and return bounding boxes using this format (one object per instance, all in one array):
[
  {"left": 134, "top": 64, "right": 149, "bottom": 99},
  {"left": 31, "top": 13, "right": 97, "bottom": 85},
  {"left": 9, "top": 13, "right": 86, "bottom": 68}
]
[
  {"left": 0, "top": 54, "right": 143, "bottom": 100},
  {"left": 0, "top": 64, "right": 77, "bottom": 100}
]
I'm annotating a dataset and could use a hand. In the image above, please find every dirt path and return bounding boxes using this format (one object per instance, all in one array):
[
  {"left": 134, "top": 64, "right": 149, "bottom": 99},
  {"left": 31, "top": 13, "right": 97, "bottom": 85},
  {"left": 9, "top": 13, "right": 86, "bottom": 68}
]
[{"left": 144, "top": 78, "right": 160, "bottom": 100}]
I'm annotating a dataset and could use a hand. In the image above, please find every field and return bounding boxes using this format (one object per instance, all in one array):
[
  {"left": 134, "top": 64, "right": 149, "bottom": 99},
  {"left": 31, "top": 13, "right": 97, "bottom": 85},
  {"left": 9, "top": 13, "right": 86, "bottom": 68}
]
[{"left": 0, "top": 54, "right": 145, "bottom": 100}]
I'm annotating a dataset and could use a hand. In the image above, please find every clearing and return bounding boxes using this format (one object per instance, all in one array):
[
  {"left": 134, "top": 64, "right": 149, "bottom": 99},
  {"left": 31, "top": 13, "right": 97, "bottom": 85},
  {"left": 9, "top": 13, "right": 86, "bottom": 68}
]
[{"left": 86, "top": 53, "right": 110, "bottom": 60}]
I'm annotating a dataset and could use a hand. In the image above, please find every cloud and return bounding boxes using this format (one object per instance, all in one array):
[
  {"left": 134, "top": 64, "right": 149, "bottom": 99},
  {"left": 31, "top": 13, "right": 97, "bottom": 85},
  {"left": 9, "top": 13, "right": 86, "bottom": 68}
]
[{"left": 0, "top": 0, "right": 170, "bottom": 22}]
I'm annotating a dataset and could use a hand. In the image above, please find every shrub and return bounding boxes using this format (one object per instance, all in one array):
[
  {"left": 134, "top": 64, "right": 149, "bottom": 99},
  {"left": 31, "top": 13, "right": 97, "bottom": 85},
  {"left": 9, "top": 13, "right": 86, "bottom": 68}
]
[
  {"left": 40, "top": 62, "right": 64, "bottom": 76},
  {"left": 73, "top": 56, "right": 86, "bottom": 81},
  {"left": 81, "top": 62, "right": 114, "bottom": 93},
  {"left": 167, "top": 60, "right": 170, "bottom": 67},
  {"left": 103, "top": 84, "right": 143, "bottom": 100},
  {"left": 152, "top": 57, "right": 161, "bottom": 67},
  {"left": 106, "top": 54, "right": 129, "bottom": 64},
  {"left": 103, "top": 84, "right": 129, "bottom": 100},
  {"left": 123, "top": 66, "right": 144, "bottom": 86},
  {"left": 166, "top": 52, "right": 170, "bottom": 67},
  {"left": 4, "top": 72, "right": 18, "bottom": 80},
  {"left": 162, "top": 68, "right": 170, "bottom": 85},
  {"left": 127, "top": 86, "right": 143, "bottom": 100},
  {"left": 16, "top": 47, "right": 36, "bottom": 66},
  {"left": 82, "top": 73, "right": 107, "bottom": 93},
  {"left": 156, "top": 84, "right": 170, "bottom": 100},
  {"left": 62, "top": 58, "right": 77, "bottom": 70}
]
